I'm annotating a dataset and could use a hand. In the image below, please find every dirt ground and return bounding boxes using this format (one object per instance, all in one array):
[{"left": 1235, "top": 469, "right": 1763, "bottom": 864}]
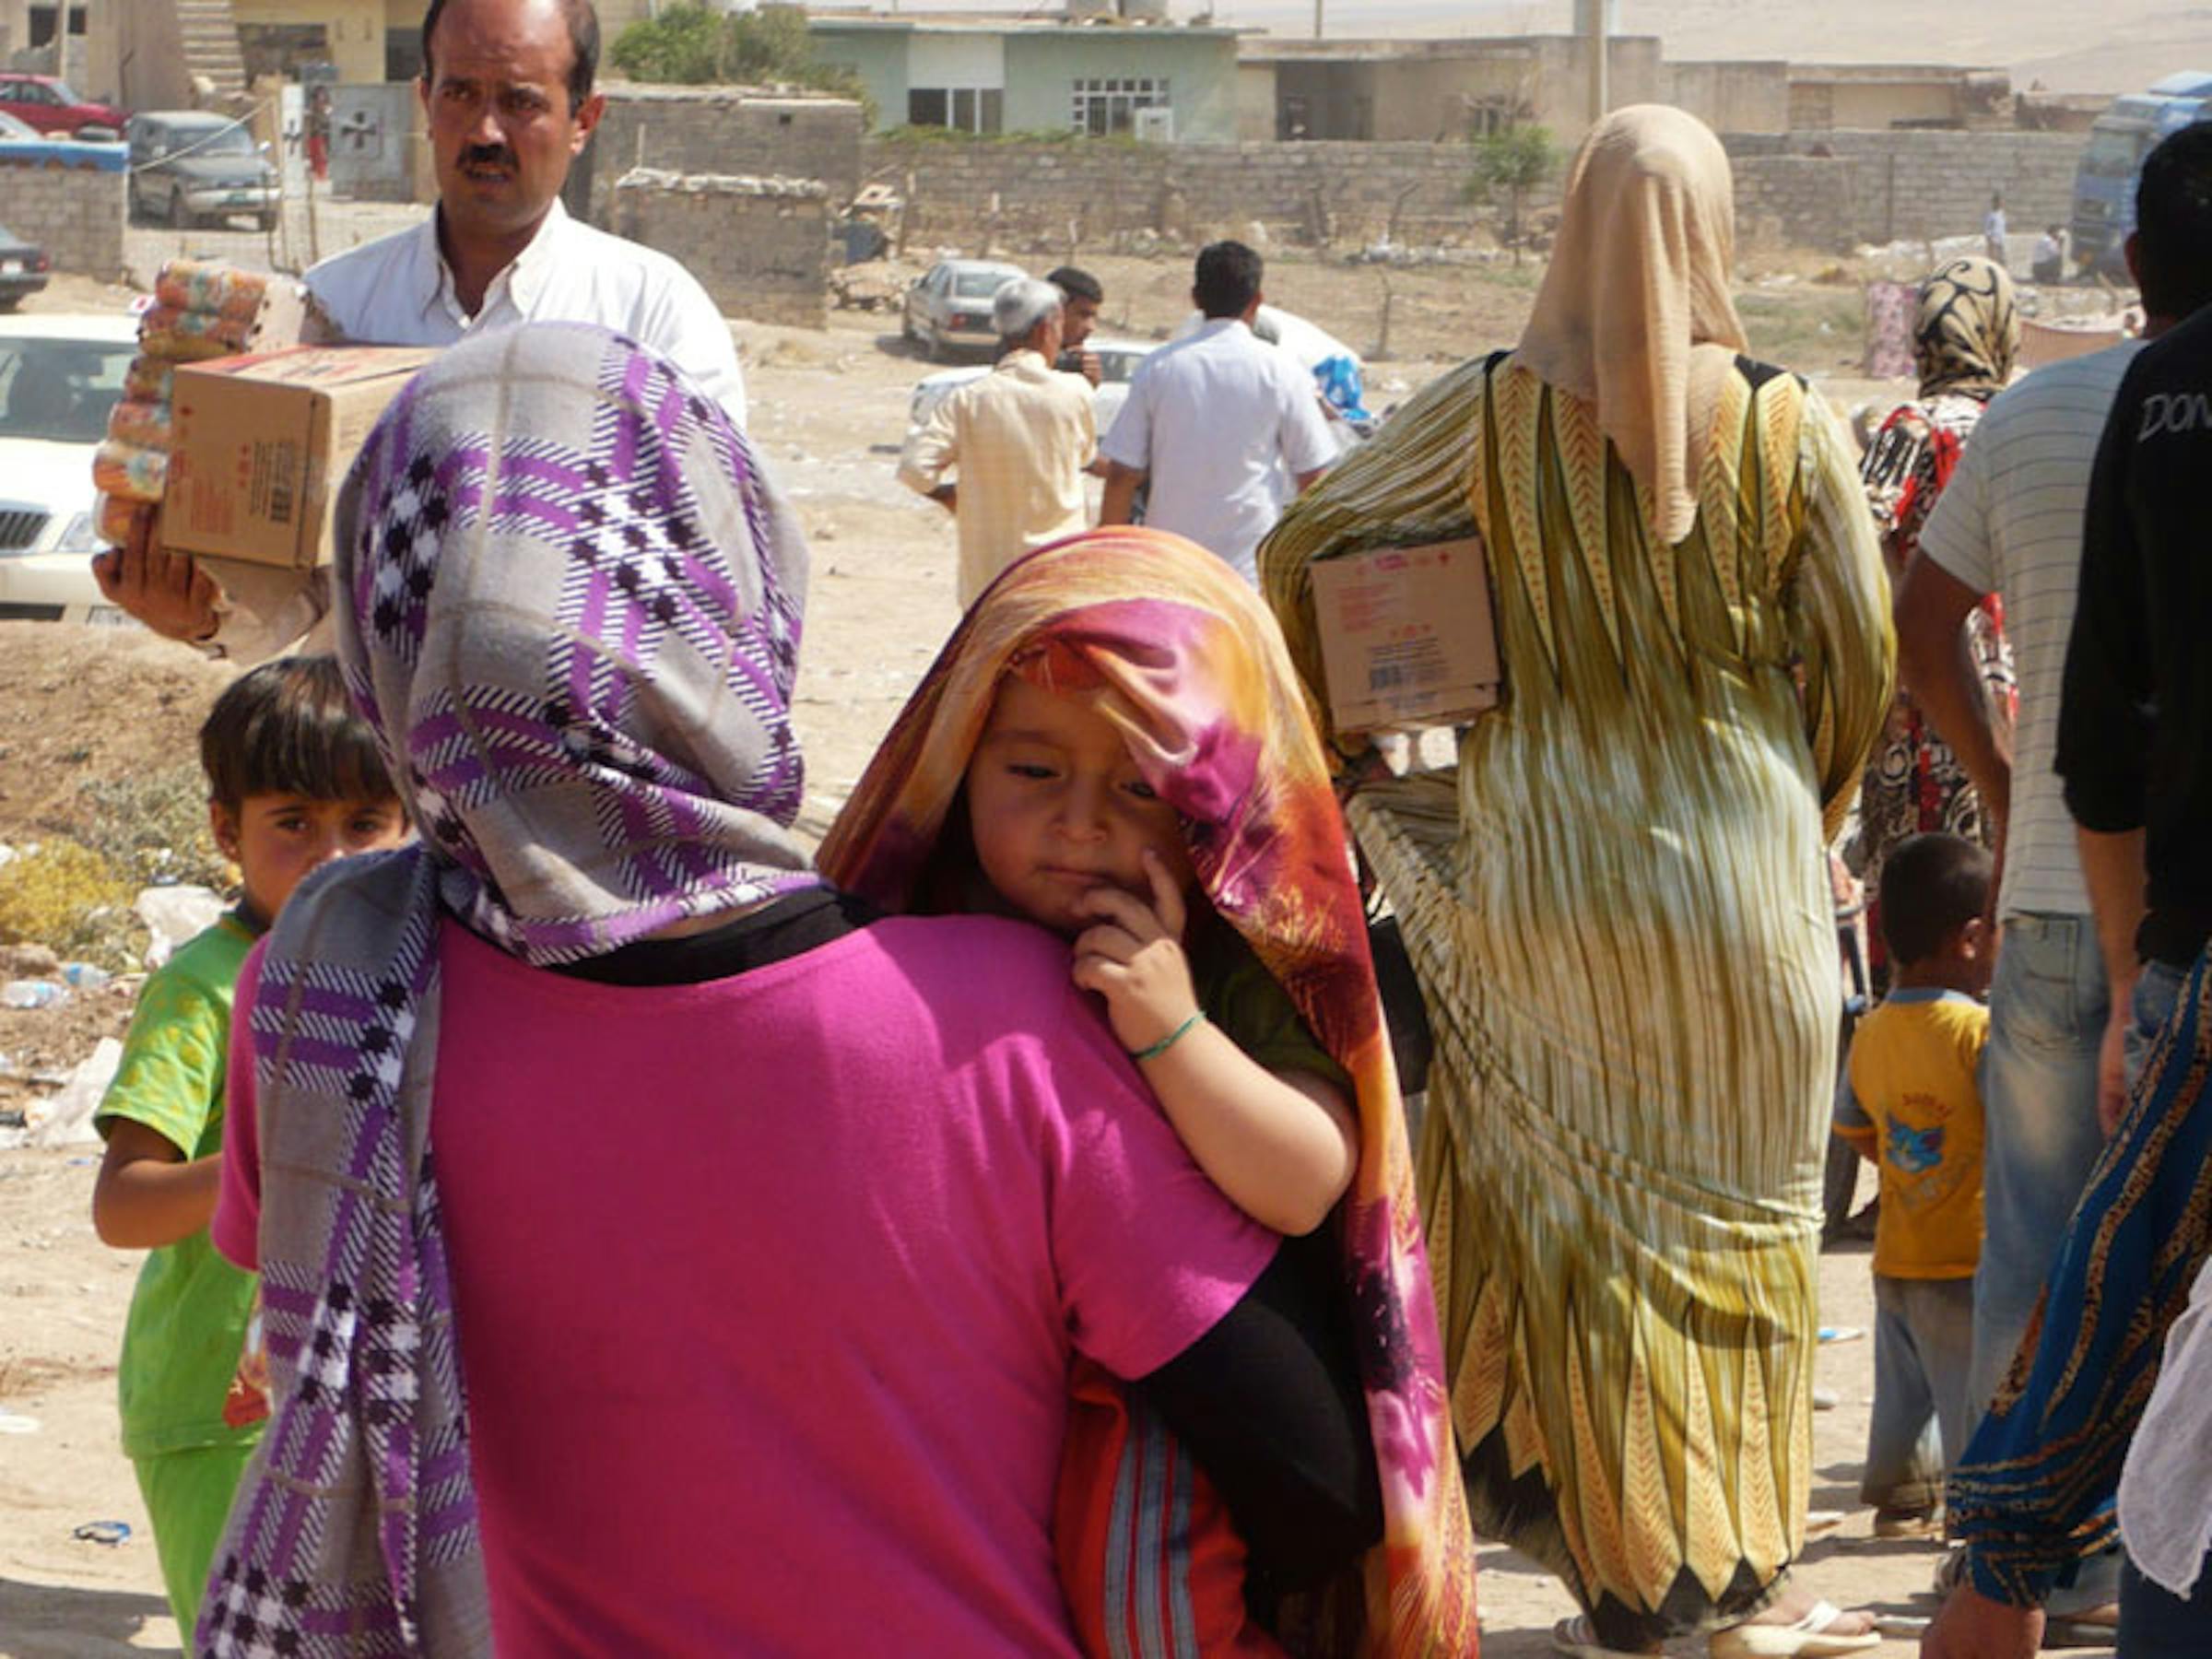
[{"left": 0, "top": 247, "right": 2112, "bottom": 1655}]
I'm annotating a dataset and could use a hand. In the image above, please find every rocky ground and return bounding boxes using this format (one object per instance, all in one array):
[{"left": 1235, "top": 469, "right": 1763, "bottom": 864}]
[{"left": 0, "top": 210, "right": 2121, "bottom": 1655}]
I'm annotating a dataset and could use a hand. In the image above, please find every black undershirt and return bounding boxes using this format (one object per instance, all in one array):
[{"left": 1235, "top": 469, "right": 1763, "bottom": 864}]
[{"left": 547, "top": 889, "right": 1383, "bottom": 1595}]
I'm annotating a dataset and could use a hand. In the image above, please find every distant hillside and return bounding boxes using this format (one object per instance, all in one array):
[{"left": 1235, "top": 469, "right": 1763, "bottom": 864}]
[{"left": 1205, "top": 0, "right": 2208, "bottom": 97}]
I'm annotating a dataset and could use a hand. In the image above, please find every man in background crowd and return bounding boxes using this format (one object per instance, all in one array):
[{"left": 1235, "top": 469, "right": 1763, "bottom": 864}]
[
  {"left": 1047, "top": 265, "right": 1104, "bottom": 387},
  {"left": 899, "top": 277, "right": 1094, "bottom": 606},
  {"left": 1099, "top": 241, "right": 1335, "bottom": 586},
  {"left": 1920, "top": 123, "right": 2212, "bottom": 1659}
]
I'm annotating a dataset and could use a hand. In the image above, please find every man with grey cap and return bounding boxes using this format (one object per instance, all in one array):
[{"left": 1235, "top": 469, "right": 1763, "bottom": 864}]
[{"left": 899, "top": 276, "right": 1096, "bottom": 606}]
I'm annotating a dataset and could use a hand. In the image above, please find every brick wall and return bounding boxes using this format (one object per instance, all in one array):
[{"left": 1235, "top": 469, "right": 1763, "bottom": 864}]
[
  {"left": 870, "top": 136, "right": 1498, "bottom": 251},
  {"left": 877, "top": 131, "right": 2083, "bottom": 257},
  {"left": 575, "top": 86, "right": 865, "bottom": 226},
  {"left": 574, "top": 103, "right": 2083, "bottom": 261},
  {"left": 613, "top": 169, "right": 831, "bottom": 331},
  {"left": 0, "top": 151, "right": 125, "bottom": 278},
  {"left": 1724, "top": 131, "right": 2080, "bottom": 252}
]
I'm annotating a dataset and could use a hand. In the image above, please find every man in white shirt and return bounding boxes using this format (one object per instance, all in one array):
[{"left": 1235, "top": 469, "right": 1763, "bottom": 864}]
[
  {"left": 97, "top": 0, "right": 747, "bottom": 660},
  {"left": 1099, "top": 241, "right": 1335, "bottom": 585},
  {"left": 899, "top": 277, "right": 1094, "bottom": 607}
]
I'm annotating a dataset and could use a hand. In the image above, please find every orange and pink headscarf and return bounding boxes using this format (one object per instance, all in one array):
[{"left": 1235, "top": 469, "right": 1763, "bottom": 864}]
[{"left": 818, "top": 527, "right": 1479, "bottom": 1656}]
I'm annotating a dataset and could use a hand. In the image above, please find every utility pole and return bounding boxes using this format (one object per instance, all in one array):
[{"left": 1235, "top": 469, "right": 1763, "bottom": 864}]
[
  {"left": 1576, "top": 0, "right": 1607, "bottom": 133},
  {"left": 1313, "top": 0, "right": 1323, "bottom": 41}
]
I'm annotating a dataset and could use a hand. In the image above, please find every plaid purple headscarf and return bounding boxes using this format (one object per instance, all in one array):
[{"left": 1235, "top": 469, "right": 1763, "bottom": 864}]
[{"left": 199, "top": 324, "right": 815, "bottom": 1656}]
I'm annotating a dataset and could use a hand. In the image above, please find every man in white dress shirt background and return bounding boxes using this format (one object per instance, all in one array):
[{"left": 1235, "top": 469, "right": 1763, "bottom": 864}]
[
  {"left": 1098, "top": 241, "right": 1336, "bottom": 586},
  {"left": 95, "top": 0, "right": 748, "bottom": 660}
]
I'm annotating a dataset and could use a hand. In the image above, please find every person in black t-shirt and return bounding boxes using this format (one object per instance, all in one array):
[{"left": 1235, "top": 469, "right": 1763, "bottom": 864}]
[{"left": 2057, "top": 124, "right": 2212, "bottom": 1137}]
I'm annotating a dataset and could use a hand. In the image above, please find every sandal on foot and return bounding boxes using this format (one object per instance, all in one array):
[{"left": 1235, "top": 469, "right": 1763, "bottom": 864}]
[
  {"left": 1551, "top": 1616, "right": 1659, "bottom": 1659},
  {"left": 1709, "top": 1601, "right": 1882, "bottom": 1659},
  {"left": 1874, "top": 1505, "right": 1945, "bottom": 1539}
]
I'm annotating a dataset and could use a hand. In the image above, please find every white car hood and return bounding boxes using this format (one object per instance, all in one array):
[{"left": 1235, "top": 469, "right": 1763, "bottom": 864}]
[{"left": 0, "top": 435, "right": 98, "bottom": 518}]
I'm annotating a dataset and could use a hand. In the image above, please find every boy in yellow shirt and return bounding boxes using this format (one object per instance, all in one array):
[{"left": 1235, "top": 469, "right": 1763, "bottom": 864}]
[{"left": 1833, "top": 831, "right": 1994, "bottom": 1538}]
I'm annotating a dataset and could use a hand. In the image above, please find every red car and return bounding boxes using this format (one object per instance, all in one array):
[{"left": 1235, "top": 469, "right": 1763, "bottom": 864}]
[{"left": 0, "top": 73, "right": 126, "bottom": 139}]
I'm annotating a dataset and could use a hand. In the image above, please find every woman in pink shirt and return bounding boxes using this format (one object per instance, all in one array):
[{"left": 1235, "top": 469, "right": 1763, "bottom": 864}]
[{"left": 201, "top": 324, "right": 1379, "bottom": 1657}]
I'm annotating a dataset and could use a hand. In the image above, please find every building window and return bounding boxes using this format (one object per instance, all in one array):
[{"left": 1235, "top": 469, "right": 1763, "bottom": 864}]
[
  {"left": 1071, "top": 77, "right": 1168, "bottom": 136},
  {"left": 1458, "top": 96, "right": 1525, "bottom": 138},
  {"left": 908, "top": 87, "right": 1002, "bottom": 134}
]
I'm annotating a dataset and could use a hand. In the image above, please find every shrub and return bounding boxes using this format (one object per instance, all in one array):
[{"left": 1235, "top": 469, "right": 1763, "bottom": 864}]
[
  {"left": 1464, "top": 126, "right": 1559, "bottom": 262},
  {"left": 609, "top": 3, "right": 873, "bottom": 119},
  {"left": 0, "top": 841, "right": 145, "bottom": 971},
  {"left": 75, "top": 766, "right": 231, "bottom": 891}
]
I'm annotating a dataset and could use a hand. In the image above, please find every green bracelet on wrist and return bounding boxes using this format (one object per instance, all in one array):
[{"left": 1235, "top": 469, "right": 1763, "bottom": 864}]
[{"left": 1130, "top": 1009, "right": 1206, "bottom": 1063}]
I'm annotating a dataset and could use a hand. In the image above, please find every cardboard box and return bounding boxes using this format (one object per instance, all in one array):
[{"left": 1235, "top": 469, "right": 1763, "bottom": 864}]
[
  {"left": 1310, "top": 537, "right": 1501, "bottom": 733},
  {"left": 162, "top": 346, "right": 435, "bottom": 569}
]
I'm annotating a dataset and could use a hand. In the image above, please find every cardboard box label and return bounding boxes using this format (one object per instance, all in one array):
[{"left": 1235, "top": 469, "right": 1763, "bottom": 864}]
[
  {"left": 1311, "top": 537, "right": 1501, "bottom": 733},
  {"left": 164, "top": 346, "right": 435, "bottom": 570}
]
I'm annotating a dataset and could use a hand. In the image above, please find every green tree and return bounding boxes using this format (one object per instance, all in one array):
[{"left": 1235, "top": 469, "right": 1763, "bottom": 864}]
[
  {"left": 1464, "top": 125, "right": 1559, "bottom": 263},
  {"left": 609, "top": 3, "right": 869, "bottom": 112}
]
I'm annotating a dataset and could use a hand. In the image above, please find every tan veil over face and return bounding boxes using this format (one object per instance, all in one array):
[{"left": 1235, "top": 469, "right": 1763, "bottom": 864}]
[{"left": 1513, "top": 104, "right": 1749, "bottom": 544}]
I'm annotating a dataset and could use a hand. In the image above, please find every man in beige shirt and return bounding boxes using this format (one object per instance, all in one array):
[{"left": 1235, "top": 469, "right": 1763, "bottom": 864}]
[{"left": 900, "top": 277, "right": 1095, "bottom": 606}]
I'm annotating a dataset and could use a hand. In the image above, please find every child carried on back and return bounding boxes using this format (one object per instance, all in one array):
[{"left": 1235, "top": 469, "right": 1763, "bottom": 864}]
[{"left": 819, "top": 527, "right": 1479, "bottom": 1656}]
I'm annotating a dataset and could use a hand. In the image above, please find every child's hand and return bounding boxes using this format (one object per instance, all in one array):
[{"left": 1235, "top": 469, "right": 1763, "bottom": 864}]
[{"left": 1070, "top": 848, "right": 1201, "bottom": 1055}]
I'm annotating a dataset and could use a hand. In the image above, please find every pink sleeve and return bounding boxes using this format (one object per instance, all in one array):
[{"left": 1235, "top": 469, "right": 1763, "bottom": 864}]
[
  {"left": 211, "top": 937, "right": 269, "bottom": 1271},
  {"left": 1041, "top": 1001, "right": 1279, "bottom": 1380}
]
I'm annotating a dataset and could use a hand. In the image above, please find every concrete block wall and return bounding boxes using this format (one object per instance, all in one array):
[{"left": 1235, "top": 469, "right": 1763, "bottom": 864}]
[
  {"left": 614, "top": 169, "right": 831, "bottom": 331},
  {"left": 1724, "top": 130, "right": 2079, "bottom": 251},
  {"left": 578, "top": 86, "right": 865, "bottom": 225},
  {"left": 870, "top": 137, "right": 1500, "bottom": 251},
  {"left": 572, "top": 105, "right": 2077, "bottom": 262},
  {"left": 0, "top": 153, "right": 125, "bottom": 277}
]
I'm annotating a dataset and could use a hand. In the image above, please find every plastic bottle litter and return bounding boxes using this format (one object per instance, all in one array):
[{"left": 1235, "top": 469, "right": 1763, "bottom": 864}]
[
  {"left": 1, "top": 980, "right": 67, "bottom": 1010},
  {"left": 59, "top": 962, "right": 112, "bottom": 990}
]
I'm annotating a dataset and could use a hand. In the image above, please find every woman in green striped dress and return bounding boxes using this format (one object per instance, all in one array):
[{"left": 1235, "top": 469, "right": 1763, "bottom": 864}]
[{"left": 1260, "top": 106, "right": 1894, "bottom": 1657}]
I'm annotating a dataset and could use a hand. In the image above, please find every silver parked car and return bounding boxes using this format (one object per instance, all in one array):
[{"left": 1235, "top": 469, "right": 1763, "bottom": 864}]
[
  {"left": 901, "top": 259, "right": 1028, "bottom": 361},
  {"left": 127, "top": 112, "right": 280, "bottom": 231}
]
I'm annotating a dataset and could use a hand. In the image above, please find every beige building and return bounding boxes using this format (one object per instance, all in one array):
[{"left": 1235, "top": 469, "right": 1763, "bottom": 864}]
[
  {"left": 1240, "top": 34, "right": 1665, "bottom": 144},
  {"left": 76, "top": 0, "right": 657, "bottom": 112},
  {"left": 1785, "top": 64, "right": 2013, "bottom": 130},
  {"left": 0, "top": 1, "right": 89, "bottom": 82},
  {"left": 1238, "top": 33, "right": 2007, "bottom": 145}
]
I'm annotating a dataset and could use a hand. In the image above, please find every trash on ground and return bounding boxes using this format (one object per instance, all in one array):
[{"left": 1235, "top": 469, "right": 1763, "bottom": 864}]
[{"left": 24, "top": 1038, "right": 124, "bottom": 1148}]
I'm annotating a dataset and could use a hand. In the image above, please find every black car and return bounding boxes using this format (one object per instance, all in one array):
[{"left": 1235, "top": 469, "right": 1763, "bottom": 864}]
[
  {"left": 0, "top": 221, "right": 50, "bottom": 311},
  {"left": 126, "top": 112, "right": 280, "bottom": 230}
]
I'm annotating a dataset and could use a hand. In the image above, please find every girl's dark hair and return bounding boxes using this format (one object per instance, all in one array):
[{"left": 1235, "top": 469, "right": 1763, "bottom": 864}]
[{"left": 200, "top": 656, "right": 398, "bottom": 812}]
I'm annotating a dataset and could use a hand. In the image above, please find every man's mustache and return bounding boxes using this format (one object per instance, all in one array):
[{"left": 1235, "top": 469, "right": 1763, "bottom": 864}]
[{"left": 460, "top": 145, "right": 516, "bottom": 170}]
